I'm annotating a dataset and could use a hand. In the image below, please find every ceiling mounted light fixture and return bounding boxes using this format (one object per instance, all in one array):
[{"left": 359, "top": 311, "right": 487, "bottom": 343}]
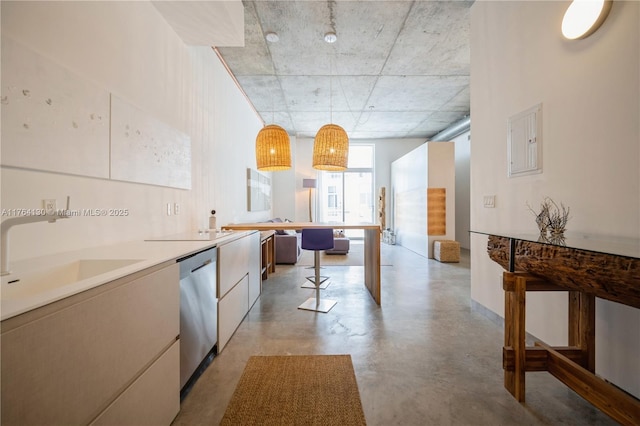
[
  {"left": 561, "top": 0, "right": 612, "bottom": 40},
  {"left": 256, "top": 124, "right": 291, "bottom": 171},
  {"left": 324, "top": 32, "right": 337, "bottom": 43},
  {"left": 265, "top": 31, "right": 279, "bottom": 43}
]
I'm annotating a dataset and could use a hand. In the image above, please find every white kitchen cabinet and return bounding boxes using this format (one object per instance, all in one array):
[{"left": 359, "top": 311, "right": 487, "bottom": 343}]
[
  {"left": 91, "top": 340, "right": 180, "bottom": 426},
  {"left": 218, "top": 274, "right": 249, "bottom": 351},
  {"left": 217, "top": 231, "right": 260, "bottom": 352},
  {"left": 218, "top": 232, "right": 251, "bottom": 298},
  {"left": 0, "top": 263, "right": 179, "bottom": 425}
]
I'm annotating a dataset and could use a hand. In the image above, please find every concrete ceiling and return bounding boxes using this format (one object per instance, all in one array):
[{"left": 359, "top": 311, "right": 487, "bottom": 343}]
[
  {"left": 153, "top": 1, "right": 245, "bottom": 46},
  {"left": 215, "top": 0, "right": 472, "bottom": 140}
]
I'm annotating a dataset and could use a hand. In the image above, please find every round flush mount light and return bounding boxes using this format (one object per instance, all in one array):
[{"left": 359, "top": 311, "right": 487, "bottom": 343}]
[
  {"left": 324, "top": 32, "right": 337, "bottom": 43},
  {"left": 561, "top": 0, "right": 612, "bottom": 40},
  {"left": 265, "top": 32, "right": 280, "bottom": 43}
]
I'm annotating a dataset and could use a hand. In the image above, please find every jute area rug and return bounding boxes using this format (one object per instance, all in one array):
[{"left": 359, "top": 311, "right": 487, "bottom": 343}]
[{"left": 220, "top": 355, "right": 367, "bottom": 425}]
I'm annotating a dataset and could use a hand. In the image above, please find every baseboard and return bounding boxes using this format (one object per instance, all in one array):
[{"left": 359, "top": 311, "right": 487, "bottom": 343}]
[
  {"left": 470, "top": 300, "right": 504, "bottom": 327},
  {"left": 471, "top": 299, "right": 540, "bottom": 345}
]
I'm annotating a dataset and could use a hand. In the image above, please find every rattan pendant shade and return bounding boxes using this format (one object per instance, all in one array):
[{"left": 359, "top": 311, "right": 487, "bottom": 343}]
[
  {"left": 255, "top": 124, "right": 291, "bottom": 171},
  {"left": 312, "top": 124, "right": 349, "bottom": 171}
]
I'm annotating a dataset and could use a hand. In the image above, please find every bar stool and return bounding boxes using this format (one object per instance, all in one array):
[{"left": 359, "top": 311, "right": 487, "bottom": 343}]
[
  {"left": 298, "top": 228, "right": 337, "bottom": 313},
  {"left": 301, "top": 235, "right": 331, "bottom": 290}
]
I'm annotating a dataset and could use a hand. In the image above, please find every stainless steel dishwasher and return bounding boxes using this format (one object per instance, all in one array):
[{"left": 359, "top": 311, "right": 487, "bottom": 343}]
[{"left": 178, "top": 247, "right": 217, "bottom": 396}]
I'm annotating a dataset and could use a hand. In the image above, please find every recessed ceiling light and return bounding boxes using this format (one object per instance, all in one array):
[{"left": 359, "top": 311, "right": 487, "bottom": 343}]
[
  {"left": 324, "top": 32, "right": 337, "bottom": 43},
  {"left": 561, "top": 0, "right": 612, "bottom": 40},
  {"left": 265, "top": 32, "right": 279, "bottom": 43}
]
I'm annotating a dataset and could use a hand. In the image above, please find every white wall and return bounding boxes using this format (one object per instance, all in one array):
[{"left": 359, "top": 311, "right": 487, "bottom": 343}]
[
  {"left": 391, "top": 142, "right": 456, "bottom": 258},
  {"left": 391, "top": 144, "right": 428, "bottom": 256},
  {"left": 1, "top": 1, "right": 266, "bottom": 261},
  {"left": 454, "top": 131, "right": 471, "bottom": 249},
  {"left": 373, "top": 138, "right": 426, "bottom": 229},
  {"left": 292, "top": 138, "right": 316, "bottom": 222},
  {"left": 470, "top": 1, "right": 639, "bottom": 397},
  {"left": 270, "top": 136, "right": 298, "bottom": 221}
]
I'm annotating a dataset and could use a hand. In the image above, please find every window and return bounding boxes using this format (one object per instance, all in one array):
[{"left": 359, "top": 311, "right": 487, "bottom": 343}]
[
  {"left": 318, "top": 145, "right": 375, "bottom": 239},
  {"left": 328, "top": 194, "right": 337, "bottom": 208}
]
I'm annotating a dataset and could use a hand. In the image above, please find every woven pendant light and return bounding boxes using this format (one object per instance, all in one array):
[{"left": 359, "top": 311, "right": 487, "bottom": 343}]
[
  {"left": 313, "top": 47, "right": 348, "bottom": 171},
  {"left": 313, "top": 124, "right": 349, "bottom": 171},
  {"left": 255, "top": 124, "right": 291, "bottom": 171}
]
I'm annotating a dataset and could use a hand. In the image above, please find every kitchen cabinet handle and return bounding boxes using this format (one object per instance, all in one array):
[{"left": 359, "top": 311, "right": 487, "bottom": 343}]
[{"left": 191, "top": 259, "right": 213, "bottom": 273}]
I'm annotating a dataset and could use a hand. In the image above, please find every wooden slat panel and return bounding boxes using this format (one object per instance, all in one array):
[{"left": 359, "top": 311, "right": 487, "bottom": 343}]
[{"left": 427, "top": 187, "right": 446, "bottom": 236}]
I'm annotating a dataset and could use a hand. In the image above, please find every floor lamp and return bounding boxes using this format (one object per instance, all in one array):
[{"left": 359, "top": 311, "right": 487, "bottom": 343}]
[{"left": 303, "top": 179, "right": 317, "bottom": 222}]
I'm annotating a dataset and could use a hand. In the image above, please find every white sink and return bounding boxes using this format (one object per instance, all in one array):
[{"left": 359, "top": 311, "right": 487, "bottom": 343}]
[{"left": 1, "top": 259, "right": 143, "bottom": 300}]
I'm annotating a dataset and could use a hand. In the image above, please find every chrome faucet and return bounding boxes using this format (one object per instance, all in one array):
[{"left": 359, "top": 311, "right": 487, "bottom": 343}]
[{"left": 1, "top": 196, "right": 71, "bottom": 276}]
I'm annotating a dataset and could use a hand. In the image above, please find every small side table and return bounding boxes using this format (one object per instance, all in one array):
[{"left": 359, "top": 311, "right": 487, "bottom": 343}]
[{"left": 260, "top": 230, "right": 276, "bottom": 280}]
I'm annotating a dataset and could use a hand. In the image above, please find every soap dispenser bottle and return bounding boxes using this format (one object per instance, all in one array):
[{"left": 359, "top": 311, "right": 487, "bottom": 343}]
[{"left": 208, "top": 210, "right": 217, "bottom": 231}]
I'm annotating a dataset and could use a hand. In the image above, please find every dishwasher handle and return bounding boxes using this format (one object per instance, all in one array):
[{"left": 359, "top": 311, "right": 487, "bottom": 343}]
[
  {"left": 178, "top": 247, "right": 217, "bottom": 280},
  {"left": 191, "top": 259, "right": 213, "bottom": 274}
]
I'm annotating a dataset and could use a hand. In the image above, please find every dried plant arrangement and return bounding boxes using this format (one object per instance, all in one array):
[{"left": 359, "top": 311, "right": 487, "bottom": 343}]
[
  {"left": 527, "top": 198, "right": 551, "bottom": 236},
  {"left": 547, "top": 198, "right": 570, "bottom": 236},
  {"left": 527, "top": 197, "right": 570, "bottom": 239}
]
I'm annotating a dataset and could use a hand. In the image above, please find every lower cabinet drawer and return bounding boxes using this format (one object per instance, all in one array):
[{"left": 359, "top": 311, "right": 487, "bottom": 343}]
[
  {"left": 218, "top": 274, "right": 249, "bottom": 351},
  {"left": 218, "top": 236, "right": 250, "bottom": 298},
  {"left": 0, "top": 264, "right": 179, "bottom": 425},
  {"left": 91, "top": 340, "right": 180, "bottom": 426}
]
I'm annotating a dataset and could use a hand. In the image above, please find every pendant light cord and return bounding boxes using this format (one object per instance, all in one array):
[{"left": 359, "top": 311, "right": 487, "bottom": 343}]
[{"left": 329, "top": 54, "right": 333, "bottom": 124}]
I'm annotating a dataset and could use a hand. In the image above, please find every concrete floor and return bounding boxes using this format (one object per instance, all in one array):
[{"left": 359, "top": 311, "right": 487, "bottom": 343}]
[{"left": 173, "top": 243, "right": 616, "bottom": 425}]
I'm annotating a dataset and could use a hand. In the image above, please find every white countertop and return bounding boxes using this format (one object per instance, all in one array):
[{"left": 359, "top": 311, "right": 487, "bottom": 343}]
[{"left": 1, "top": 230, "right": 252, "bottom": 321}]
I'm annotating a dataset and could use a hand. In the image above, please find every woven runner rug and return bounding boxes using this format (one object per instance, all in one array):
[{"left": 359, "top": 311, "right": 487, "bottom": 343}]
[{"left": 220, "top": 355, "right": 366, "bottom": 425}]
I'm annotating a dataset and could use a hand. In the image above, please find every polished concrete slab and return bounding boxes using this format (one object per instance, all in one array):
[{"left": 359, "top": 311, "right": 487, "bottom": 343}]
[{"left": 172, "top": 243, "right": 616, "bottom": 425}]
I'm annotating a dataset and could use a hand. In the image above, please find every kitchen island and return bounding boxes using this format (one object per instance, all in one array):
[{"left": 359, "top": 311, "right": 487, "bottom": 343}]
[{"left": 222, "top": 222, "right": 382, "bottom": 305}]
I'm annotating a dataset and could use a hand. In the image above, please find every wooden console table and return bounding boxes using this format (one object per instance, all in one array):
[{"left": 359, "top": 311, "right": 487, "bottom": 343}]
[
  {"left": 223, "top": 222, "right": 382, "bottom": 305},
  {"left": 474, "top": 231, "right": 640, "bottom": 425},
  {"left": 260, "top": 230, "right": 276, "bottom": 280}
]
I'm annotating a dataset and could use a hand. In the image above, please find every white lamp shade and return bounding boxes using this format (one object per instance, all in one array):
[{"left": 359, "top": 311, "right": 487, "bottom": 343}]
[{"left": 561, "top": 0, "right": 612, "bottom": 40}]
